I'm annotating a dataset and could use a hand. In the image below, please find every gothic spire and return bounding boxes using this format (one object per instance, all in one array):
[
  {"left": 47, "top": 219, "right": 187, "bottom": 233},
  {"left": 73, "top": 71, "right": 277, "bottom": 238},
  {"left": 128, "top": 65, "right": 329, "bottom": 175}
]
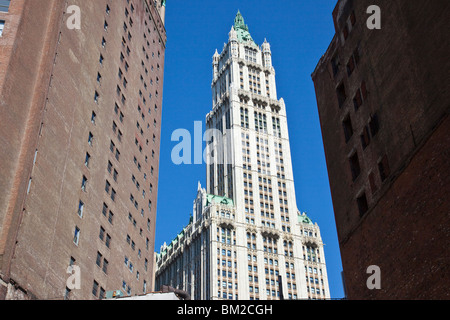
[{"left": 233, "top": 10, "right": 255, "bottom": 45}]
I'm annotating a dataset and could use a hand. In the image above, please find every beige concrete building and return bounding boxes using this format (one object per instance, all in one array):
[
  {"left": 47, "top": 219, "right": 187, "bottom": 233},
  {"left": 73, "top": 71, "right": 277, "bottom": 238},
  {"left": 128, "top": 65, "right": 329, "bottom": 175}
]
[{"left": 155, "top": 12, "right": 330, "bottom": 301}]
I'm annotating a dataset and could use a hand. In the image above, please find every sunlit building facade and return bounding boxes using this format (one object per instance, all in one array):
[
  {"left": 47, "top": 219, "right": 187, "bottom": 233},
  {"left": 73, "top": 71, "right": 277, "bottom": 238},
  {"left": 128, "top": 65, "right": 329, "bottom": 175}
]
[{"left": 155, "top": 11, "right": 330, "bottom": 300}]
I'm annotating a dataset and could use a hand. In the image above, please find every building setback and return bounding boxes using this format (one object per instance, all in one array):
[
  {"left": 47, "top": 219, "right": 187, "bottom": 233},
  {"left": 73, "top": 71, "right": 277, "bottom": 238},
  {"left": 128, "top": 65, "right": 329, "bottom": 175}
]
[
  {"left": 0, "top": 0, "right": 166, "bottom": 300},
  {"left": 311, "top": 0, "right": 449, "bottom": 299},
  {"left": 155, "top": 12, "right": 330, "bottom": 301}
]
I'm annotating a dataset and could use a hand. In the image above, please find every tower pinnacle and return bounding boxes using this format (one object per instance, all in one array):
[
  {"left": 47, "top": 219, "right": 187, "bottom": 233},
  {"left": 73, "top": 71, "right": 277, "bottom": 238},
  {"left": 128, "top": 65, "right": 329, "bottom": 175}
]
[{"left": 233, "top": 10, "right": 255, "bottom": 45}]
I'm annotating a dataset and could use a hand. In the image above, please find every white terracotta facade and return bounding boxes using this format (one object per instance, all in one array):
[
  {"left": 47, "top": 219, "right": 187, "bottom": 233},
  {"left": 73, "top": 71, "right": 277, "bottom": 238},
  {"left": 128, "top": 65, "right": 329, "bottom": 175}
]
[{"left": 155, "top": 13, "right": 330, "bottom": 301}]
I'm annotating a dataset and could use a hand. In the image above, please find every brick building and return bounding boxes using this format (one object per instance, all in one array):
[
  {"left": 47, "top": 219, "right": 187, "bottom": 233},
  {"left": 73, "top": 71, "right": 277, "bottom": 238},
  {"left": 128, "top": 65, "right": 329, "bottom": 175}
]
[
  {"left": 311, "top": 0, "right": 449, "bottom": 299},
  {"left": 0, "top": 0, "right": 166, "bottom": 299}
]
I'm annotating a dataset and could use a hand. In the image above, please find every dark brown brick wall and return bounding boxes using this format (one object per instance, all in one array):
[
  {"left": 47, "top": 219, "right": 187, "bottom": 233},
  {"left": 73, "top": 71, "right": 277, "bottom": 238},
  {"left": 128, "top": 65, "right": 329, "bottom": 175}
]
[
  {"left": 1, "top": 0, "right": 166, "bottom": 300},
  {"left": 340, "top": 116, "right": 449, "bottom": 299},
  {"left": 312, "top": 0, "right": 450, "bottom": 299}
]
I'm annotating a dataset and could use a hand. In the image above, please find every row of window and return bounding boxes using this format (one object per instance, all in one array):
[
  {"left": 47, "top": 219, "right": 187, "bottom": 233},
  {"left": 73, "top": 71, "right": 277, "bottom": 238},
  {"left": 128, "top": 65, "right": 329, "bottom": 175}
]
[
  {"left": 332, "top": 9, "right": 392, "bottom": 218},
  {"left": 91, "top": 0, "right": 151, "bottom": 299},
  {"left": 89, "top": 2, "right": 121, "bottom": 300},
  {"left": 239, "top": 64, "right": 271, "bottom": 99},
  {"left": 121, "top": 1, "right": 159, "bottom": 290}
]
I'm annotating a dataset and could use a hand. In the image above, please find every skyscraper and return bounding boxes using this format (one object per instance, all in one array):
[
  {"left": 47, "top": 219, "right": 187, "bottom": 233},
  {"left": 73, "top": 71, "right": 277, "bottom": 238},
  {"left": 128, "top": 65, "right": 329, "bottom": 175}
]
[
  {"left": 0, "top": 0, "right": 166, "bottom": 300},
  {"left": 155, "top": 12, "right": 330, "bottom": 301},
  {"left": 311, "top": 0, "right": 449, "bottom": 299}
]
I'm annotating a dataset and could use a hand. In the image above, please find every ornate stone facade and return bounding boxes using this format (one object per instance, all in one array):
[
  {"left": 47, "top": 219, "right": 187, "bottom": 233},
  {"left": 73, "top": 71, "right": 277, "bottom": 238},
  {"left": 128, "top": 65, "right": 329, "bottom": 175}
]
[{"left": 156, "top": 12, "right": 330, "bottom": 301}]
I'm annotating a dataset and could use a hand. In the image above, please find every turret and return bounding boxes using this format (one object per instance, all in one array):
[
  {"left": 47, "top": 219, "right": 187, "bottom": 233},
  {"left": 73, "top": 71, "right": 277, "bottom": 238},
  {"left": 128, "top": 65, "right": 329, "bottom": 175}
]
[
  {"left": 229, "top": 26, "right": 238, "bottom": 57},
  {"left": 262, "top": 38, "right": 272, "bottom": 68},
  {"left": 213, "top": 49, "right": 220, "bottom": 81}
]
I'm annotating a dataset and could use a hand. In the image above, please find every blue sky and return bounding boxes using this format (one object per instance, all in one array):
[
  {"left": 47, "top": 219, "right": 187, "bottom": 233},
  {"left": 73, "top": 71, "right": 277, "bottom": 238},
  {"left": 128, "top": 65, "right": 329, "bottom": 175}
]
[{"left": 155, "top": 0, "right": 344, "bottom": 299}]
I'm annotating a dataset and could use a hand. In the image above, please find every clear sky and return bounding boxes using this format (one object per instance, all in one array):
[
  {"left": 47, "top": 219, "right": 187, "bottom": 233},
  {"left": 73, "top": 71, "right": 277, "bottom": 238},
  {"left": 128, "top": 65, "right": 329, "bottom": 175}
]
[{"left": 155, "top": 0, "right": 345, "bottom": 299}]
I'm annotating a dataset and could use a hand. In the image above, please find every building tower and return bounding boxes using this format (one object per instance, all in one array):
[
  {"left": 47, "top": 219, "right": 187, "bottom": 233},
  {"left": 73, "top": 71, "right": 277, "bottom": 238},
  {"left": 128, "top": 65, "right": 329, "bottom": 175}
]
[
  {"left": 155, "top": 11, "right": 330, "bottom": 300},
  {"left": 0, "top": 0, "right": 167, "bottom": 300}
]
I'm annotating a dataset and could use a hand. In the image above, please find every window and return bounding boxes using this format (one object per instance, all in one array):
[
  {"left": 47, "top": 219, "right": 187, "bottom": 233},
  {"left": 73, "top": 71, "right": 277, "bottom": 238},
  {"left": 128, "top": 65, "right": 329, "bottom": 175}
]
[
  {"left": 378, "top": 155, "right": 390, "bottom": 182},
  {"left": 350, "top": 11, "right": 357, "bottom": 26},
  {"left": 99, "top": 227, "right": 105, "bottom": 241},
  {"left": 88, "top": 132, "right": 94, "bottom": 146},
  {"left": 99, "top": 288, "right": 106, "bottom": 300},
  {"left": 361, "top": 81, "right": 368, "bottom": 100},
  {"left": 81, "top": 176, "right": 88, "bottom": 192},
  {"left": 0, "top": 1, "right": 11, "bottom": 12},
  {"left": 91, "top": 111, "right": 97, "bottom": 124},
  {"left": 96, "top": 252, "right": 103, "bottom": 267},
  {"left": 349, "top": 152, "right": 361, "bottom": 181},
  {"left": 77, "top": 201, "right": 84, "bottom": 218},
  {"left": 92, "top": 280, "right": 99, "bottom": 297},
  {"left": 102, "top": 203, "right": 108, "bottom": 217},
  {"left": 64, "top": 287, "right": 71, "bottom": 300},
  {"left": 353, "top": 89, "right": 363, "bottom": 110},
  {"left": 357, "top": 192, "right": 369, "bottom": 216},
  {"left": 102, "top": 259, "right": 109, "bottom": 274},
  {"left": 240, "top": 107, "right": 249, "bottom": 129},
  {"left": 105, "top": 234, "right": 111, "bottom": 248},
  {"left": 85, "top": 153, "right": 91, "bottom": 168},
  {"left": 105, "top": 180, "right": 111, "bottom": 193},
  {"left": 343, "top": 115, "right": 354, "bottom": 142},
  {"left": 360, "top": 126, "right": 371, "bottom": 150},
  {"left": 108, "top": 210, "right": 114, "bottom": 224},
  {"left": 73, "top": 227, "right": 81, "bottom": 245},
  {"left": 343, "top": 24, "right": 349, "bottom": 40},
  {"left": 368, "top": 171, "right": 378, "bottom": 194},
  {"left": 336, "top": 82, "right": 347, "bottom": 108},
  {"left": 0, "top": 20, "right": 5, "bottom": 37},
  {"left": 369, "top": 113, "right": 380, "bottom": 137}
]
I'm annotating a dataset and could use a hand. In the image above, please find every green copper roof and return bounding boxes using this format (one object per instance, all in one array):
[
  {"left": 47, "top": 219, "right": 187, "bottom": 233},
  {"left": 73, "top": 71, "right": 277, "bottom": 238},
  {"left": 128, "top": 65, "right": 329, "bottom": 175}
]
[
  {"left": 158, "top": 224, "right": 189, "bottom": 258},
  {"left": 162, "top": 0, "right": 166, "bottom": 7},
  {"left": 206, "top": 194, "right": 234, "bottom": 207},
  {"left": 298, "top": 212, "right": 314, "bottom": 225},
  {"left": 234, "top": 10, "right": 256, "bottom": 45}
]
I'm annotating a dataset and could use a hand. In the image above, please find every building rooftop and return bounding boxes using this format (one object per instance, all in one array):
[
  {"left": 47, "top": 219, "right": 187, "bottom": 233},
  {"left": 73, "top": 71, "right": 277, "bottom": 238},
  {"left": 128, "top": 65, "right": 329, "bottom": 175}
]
[
  {"left": 298, "top": 212, "right": 314, "bottom": 225},
  {"left": 206, "top": 193, "right": 234, "bottom": 207},
  {"left": 234, "top": 10, "right": 256, "bottom": 45}
]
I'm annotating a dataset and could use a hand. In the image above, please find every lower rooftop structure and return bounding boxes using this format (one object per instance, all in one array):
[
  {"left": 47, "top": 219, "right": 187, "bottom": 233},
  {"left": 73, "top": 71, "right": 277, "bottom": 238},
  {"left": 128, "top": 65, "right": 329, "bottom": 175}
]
[{"left": 155, "top": 184, "right": 330, "bottom": 300}]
